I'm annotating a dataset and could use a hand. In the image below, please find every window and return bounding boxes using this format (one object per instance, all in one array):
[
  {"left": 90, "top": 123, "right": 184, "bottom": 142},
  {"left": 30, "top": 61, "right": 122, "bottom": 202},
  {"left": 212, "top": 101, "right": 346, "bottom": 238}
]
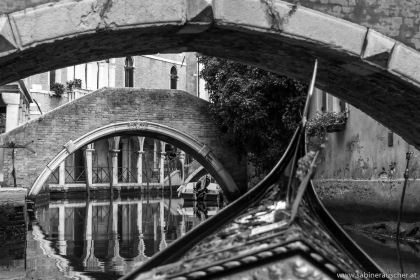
[
  {"left": 49, "top": 70, "right": 56, "bottom": 85},
  {"left": 170, "top": 66, "right": 178, "bottom": 89},
  {"left": 124, "top": 57, "right": 134, "bottom": 87}
]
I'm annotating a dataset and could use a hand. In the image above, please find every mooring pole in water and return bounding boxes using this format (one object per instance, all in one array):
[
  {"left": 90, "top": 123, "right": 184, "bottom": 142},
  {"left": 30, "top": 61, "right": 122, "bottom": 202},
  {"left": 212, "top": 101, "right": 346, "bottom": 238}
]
[
  {"left": 396, "top": 151, "right": 412, "bottom": 279},
  {"left": 107, "top": 152, "right": 114, "bottom": 199},
  {"left": 165, "top": 155, "right": 173, "bottom": 230},
  {"left": 144, "top": 155, "right": 150, "bottom": 200},
  {"left": 83, "top": 147, "right": 91, "bottom": 198}
]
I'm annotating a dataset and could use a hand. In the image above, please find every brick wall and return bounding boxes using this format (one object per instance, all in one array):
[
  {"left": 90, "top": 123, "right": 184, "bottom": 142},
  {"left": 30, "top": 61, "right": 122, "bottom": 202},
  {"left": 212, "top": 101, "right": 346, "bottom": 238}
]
[{"left": 1, "top": 88, "right": 247, "bottom": 196}]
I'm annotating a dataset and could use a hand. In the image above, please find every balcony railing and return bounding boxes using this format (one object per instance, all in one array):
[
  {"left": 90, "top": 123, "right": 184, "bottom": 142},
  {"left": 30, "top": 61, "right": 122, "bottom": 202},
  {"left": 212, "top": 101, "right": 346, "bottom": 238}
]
[
  {"left": 118, "top": 167, "right": 137, "bottom": 183},
  {"left": 92, "top": 167, "right": 110, "bottom": 183},
  {"left": 65, "top": 166, "right": 86, "bottom": 183},
  {"left": 48, "top": 162, "right": 183, "bottom": 185},
  {"left": 48, "top": 169, "right": 59, "bottom": 184}
]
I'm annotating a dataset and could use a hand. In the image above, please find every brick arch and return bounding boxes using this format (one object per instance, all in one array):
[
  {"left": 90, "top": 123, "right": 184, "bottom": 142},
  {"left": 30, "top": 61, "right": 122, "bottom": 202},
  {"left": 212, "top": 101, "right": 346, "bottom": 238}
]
[
  {"left": 1, "top": 88, "right": 246, "bottom": 200},
  {"left": 29, "top": 121, "right": 238, "bottom": 200},
  {"left": 1, "top": 1, "right": 420, "bottom": 149}
]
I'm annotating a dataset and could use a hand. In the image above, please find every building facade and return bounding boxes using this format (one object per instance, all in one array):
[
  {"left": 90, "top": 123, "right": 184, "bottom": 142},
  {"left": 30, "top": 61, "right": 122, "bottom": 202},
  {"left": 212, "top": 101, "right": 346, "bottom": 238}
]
[
  {"left": 309, "top": 89, "right": 420, "bottom": 215},
  {"left": 0, "top": 53, "right": 208, "bottom": 189}
]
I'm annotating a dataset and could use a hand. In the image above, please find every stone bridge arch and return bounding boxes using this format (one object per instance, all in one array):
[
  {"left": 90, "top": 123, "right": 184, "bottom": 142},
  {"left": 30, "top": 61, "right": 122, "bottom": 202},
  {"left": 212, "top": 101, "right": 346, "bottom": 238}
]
[
  {"left": 0, "top": 88, "right": 246, "bottom": 200},
  {"left": 0, "top": 0, "right": 420, "bottom": 149}
]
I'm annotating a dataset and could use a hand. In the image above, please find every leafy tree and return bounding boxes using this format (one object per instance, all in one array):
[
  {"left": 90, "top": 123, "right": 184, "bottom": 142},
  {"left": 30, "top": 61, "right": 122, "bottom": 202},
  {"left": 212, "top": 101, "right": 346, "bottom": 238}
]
[{"left": 198, "top": 55, "right": 307, "bottom": 176}]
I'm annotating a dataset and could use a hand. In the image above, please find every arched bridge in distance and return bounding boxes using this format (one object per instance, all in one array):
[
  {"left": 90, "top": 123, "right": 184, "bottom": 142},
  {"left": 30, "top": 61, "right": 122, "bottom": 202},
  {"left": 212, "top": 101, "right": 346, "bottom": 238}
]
[
  {"left": 1, "top": 0, "right": 420, "bottom": 197},
  {"left": 0, "top": 88, "right": 247, "bottom": 200}
]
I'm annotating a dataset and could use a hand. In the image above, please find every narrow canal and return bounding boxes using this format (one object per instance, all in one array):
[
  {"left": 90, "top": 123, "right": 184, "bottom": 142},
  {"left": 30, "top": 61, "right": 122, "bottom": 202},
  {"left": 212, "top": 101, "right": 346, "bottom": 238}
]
[
  {"left": 0, "top": 193, "right": 221, "bottom": 280},
  {"left": 0, "top": 192, "right": 419, "bottom": 279}
]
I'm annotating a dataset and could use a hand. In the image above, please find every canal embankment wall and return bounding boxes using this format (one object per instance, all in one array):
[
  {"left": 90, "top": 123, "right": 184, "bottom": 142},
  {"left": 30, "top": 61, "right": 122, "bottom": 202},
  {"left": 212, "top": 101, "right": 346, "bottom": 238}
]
[{"left": 0, "top": 188, "right": 27, "bottom": 264}]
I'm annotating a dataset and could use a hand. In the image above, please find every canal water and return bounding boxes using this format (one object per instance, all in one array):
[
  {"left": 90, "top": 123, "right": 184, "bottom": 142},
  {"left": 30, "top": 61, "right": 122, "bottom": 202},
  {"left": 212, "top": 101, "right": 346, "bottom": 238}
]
[
  {"left": 0, "top": 193, "right": 221, "bottom": 280},
  {"left": 0, "top": 193, "right": 419, "bottom": 279},
  {"left": 330, "top": 209, "right": 420, "bottom": 280}
]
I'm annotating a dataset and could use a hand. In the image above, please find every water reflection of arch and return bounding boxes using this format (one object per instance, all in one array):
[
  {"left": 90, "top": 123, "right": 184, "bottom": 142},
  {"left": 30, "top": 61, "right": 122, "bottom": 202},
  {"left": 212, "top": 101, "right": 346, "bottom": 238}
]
[
  {"left": 34, "top": 197, "right": 185, "bottom": 275},
  {"left": 64, "top": 207, "right": 86, "bottom": 259},
  {"left": 118, "top": 203, "right": 140, "bottom": 259},
  {"left": 143, "top": 202, "right": 161, "bottom": 258},
  {"left": 92, "top": 204, "right": 113, "bottom": 261}
]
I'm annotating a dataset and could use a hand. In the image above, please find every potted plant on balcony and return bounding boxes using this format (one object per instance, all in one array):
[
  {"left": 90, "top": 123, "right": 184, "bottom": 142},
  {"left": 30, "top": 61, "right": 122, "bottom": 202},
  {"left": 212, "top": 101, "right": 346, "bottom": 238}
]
[
  {"left": 66, "top": 78, "right": 82, "bottom": 92},
  {"left": 50, "top": 82, "right": 65, "bottom": 97},
  {"left": 306, "top": 111, "right": 347, "bottom": 137}
]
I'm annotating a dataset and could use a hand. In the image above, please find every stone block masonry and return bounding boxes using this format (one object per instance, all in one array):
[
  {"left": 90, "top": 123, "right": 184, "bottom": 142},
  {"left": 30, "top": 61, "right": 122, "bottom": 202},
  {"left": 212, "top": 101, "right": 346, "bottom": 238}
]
[
  {"left": 2, "top": 0, "right": 420, "bottom": 151},
  {"left": 0, "top": 88, "right": 248, "bottom": 199}
]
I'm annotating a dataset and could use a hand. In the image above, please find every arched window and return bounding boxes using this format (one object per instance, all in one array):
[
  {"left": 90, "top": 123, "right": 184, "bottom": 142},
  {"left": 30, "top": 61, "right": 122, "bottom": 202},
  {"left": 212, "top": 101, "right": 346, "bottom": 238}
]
[
  {"left": 125, "top": 57, "right": 134, "bottom": 87},
  {"left": 170, "top": 66, "right": 178, "bottom": 89}
]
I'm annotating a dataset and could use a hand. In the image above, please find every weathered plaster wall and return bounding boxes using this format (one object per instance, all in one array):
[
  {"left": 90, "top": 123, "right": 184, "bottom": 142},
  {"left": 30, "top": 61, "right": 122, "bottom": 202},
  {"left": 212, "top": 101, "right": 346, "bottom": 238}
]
[
  {"left": 315, "top": 104, "right": 420, "bottom": 180},
  {"left": 114, "top": 55, "right": 187, "bottom": 90}
]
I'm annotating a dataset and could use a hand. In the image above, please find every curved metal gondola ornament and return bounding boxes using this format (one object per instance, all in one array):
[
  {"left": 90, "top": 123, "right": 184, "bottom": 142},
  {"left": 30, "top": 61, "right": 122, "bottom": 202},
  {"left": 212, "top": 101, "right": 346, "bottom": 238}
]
[
  {"left": 286, "top": 59, "right": 318, "bottom": 208},
  {"left": 120, "top": 60, "right": 388, "bottom": 280}
]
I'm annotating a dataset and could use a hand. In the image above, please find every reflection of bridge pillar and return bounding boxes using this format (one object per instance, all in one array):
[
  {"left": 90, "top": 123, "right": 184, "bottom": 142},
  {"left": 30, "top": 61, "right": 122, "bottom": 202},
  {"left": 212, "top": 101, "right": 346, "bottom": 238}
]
[
  {"left": 137, "top": 137, "right": 145, "bottom": 184},
  {"left": 121, "top": 205, "right": 130, "bottom": 240},
  {"left": 83, "top": 203, "right": 93, "bottom": 266},
  {"left": 154, "top": 212, "right": 157, "bottom": 241},
  {"left": 58, "top": 205, "right": 66, "bottom": 255},
  {"left": 112, "top": 201, "right": 118, "bottom": 235},
  {"left": 85, "top": 145, "right": 95, "bottom": 185},
  {"left": 59, "top": 161, "right": 65, "bottom": 185},
  {"left": 137, "top": 198, "right": 144, "bottom": 259},
  {"left": 85, "top": 203, "right": 93, "bottom": 240},
  {"left": 180, "top": 215, "right": 186, "bottom": 237},
  {"left": 179, "top": 151, "right": 185, "bottom": 184},
  {"left": 159, "top": 199, "right": 167, "bottom": 250},
  {"left": 160, "top": 199, "right": 164, "bottom": 229},
  {"left": 137, "top": 198, "right": 143, "bottom": 234}
]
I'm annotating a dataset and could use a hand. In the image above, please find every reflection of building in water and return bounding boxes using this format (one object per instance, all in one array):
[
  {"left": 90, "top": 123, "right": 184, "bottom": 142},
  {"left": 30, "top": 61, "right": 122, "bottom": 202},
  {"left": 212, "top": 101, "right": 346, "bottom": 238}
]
[{"left": 32, "top": 196, "right": 219, "bottom": 277}]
